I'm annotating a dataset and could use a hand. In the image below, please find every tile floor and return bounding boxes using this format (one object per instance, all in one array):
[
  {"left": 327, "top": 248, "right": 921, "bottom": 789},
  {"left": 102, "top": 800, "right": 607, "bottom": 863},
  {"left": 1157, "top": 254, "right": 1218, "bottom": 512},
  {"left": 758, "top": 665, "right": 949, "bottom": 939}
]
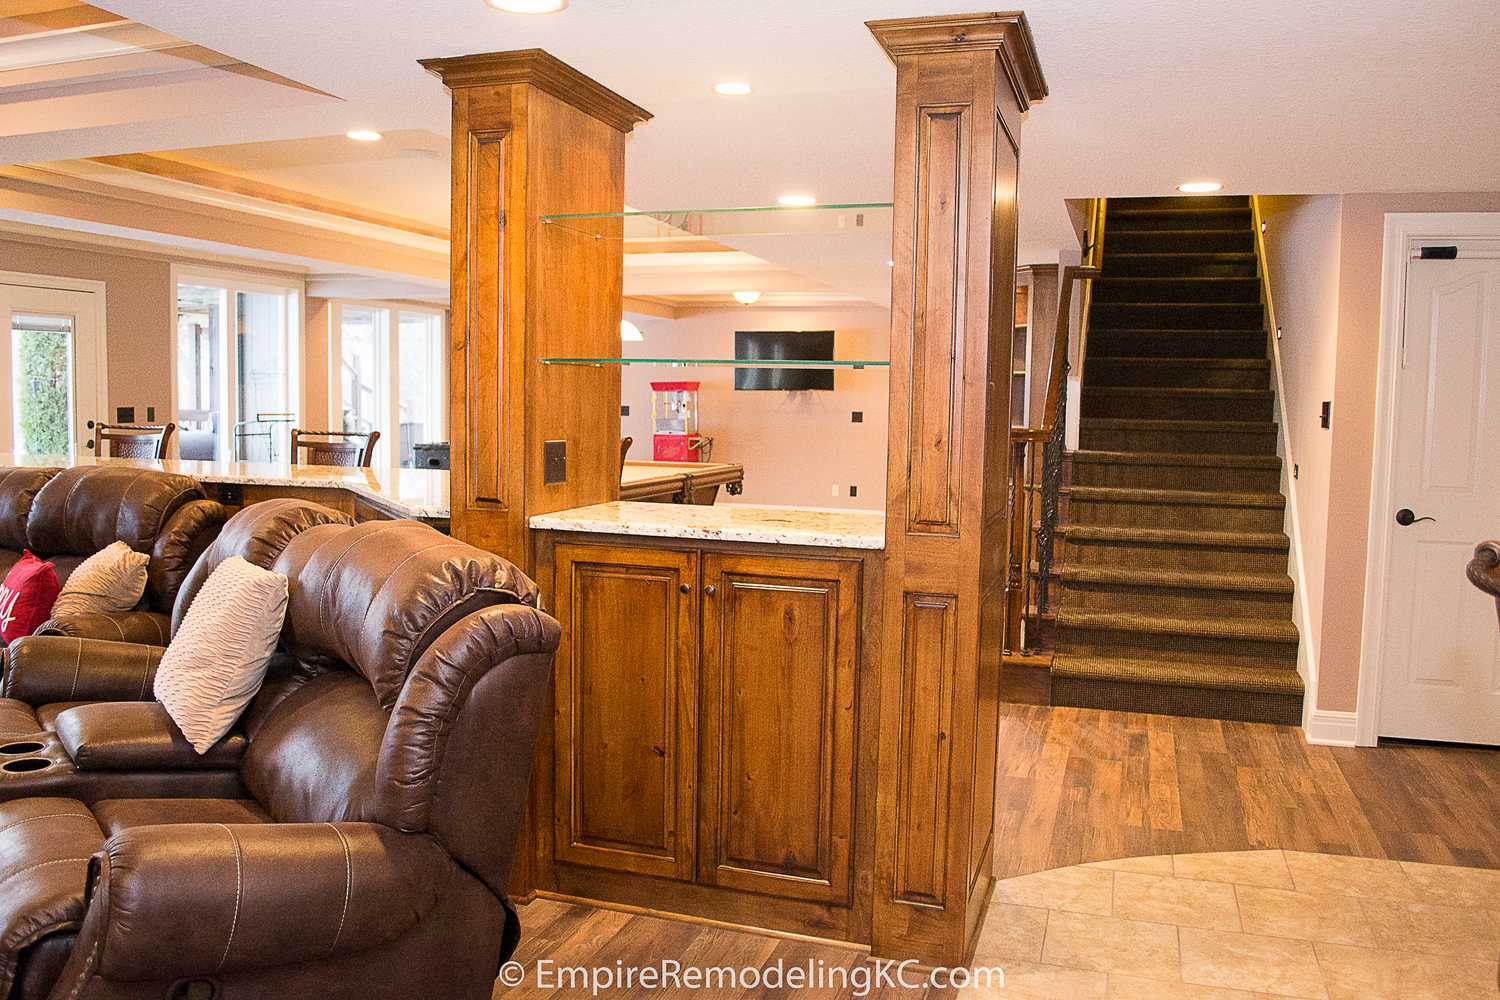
[{"left": 966, "top": 850, "right": 1500, "bottom": 999}]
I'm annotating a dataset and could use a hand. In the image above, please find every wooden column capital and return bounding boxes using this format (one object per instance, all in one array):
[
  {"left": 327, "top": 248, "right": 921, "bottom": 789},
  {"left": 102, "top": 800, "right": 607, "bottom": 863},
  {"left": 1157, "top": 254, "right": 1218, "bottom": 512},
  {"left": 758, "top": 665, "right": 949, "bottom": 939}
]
[
  {"left": 420, "top": 48, "right": 652, "bottom": 132},
  {"left": 867, "top": 12, "right": 1048, "bottom": 108}
]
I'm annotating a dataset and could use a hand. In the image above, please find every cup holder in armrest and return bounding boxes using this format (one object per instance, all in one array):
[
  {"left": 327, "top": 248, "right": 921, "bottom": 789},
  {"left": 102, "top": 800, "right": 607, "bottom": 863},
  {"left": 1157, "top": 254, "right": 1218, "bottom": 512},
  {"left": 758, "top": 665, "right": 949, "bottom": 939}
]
[
  {"left": 1, "top": 758, "right": 51, "bottom": 773},
  {"left": 0, "top": 741, "right": 45, "bottom": 755}
]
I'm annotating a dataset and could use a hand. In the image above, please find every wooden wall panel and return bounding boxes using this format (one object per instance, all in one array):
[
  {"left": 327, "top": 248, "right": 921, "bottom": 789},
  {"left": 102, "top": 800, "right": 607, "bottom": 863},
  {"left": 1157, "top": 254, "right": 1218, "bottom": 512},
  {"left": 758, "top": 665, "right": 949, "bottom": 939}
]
[
  {"left": 699, "top": 553, "right": 860, "bottom": 905},
  {"left": 906, "top": 105, "right": 968, "bottom": 537},
  {"left": 463, "top": 130, "right": 510, "bottom": 510},
  {"left": 893, "top": 592, "right": 958, "bottom": 907}
]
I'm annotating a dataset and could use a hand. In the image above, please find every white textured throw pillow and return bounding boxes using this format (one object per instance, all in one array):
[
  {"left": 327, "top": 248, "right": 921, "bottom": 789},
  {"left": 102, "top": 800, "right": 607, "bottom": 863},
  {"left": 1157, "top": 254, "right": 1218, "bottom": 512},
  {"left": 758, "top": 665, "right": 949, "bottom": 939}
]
[
  {"left": 50, "top": 540, "right": 150, "bottom": 617},
  {"left": 154, "top": 556, "right": 288, "bottom": 754}
]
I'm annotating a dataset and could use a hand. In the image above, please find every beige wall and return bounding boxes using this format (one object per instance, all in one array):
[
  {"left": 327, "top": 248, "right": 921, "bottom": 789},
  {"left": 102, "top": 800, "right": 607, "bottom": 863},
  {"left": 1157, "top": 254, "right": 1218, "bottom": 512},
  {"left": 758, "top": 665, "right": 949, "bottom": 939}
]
[
  {"left": 1263, "top": 192, "right": 1500, "bottom": 714},
  {"left": 1315, "top": 191, "right": 1500, "bottom": 712},
  {"left": 0, "top": 235, "right": 172, "bottom": 422},
  {"left": 303, "top": 296, "right": 333, "bottom": 429},
  {"left": 1259, "top": 195, "right": 1342, "bottom": 676},
  {"left": 622, "top": 305, "right": 889, "bottom": 509}
]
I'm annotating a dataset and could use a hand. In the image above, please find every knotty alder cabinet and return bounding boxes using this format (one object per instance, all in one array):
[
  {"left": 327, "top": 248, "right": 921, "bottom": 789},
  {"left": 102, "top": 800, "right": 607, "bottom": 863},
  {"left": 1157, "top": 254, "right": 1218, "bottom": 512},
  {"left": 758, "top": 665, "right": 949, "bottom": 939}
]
[{"left": 538, "top": 536, "right": 880, "bottom": 939}]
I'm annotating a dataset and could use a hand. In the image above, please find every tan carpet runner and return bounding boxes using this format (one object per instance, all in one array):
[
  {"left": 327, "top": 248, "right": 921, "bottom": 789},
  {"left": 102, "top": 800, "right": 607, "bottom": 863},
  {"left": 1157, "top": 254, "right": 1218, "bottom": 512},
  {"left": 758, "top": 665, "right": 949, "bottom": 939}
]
[{"left": 1051, "top": 194, "right": 1304, "bottom": 724}]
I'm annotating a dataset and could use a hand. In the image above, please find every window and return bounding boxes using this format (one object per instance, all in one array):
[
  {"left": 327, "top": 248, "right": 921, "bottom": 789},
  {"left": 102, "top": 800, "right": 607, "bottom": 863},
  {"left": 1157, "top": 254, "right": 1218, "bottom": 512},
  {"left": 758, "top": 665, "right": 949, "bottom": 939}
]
[
  {"left": 174, "top": 272, "right": 300, "bottom": 462},
  {"left": 329, "top": 302, "right": 445, "bottom": 467}
]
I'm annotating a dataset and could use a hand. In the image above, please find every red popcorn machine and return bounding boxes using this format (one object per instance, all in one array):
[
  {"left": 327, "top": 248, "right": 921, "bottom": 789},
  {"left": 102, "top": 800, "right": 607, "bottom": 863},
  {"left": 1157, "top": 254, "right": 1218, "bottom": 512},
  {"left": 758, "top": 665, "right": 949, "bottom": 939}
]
[{"left": 650, "top": 381, "right": 712, "bottom": 462}]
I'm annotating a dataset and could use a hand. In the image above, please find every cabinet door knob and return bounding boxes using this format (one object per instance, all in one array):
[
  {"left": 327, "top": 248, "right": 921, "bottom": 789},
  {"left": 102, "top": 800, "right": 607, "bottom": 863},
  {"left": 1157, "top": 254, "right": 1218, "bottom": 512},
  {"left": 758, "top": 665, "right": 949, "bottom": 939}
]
[
  {"left": 704, "top": 584, "right": 717, "bottom": 596},
  {"left": 678, "top": 583, "right": 690, "bottom": 594}
]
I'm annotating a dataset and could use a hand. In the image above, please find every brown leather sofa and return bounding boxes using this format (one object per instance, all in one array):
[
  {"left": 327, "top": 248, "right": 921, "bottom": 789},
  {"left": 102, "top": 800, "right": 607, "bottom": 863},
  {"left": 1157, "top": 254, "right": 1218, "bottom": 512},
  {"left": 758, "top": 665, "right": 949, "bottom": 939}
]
[
  {"left": 0, "top": 465, "right": 227, "bottom": 645},
  {"left": 0, "top": 515, "right": 559, "bottom": 999},
  {"left": 0, "top": 499, "right": 349, "bottom": 744}
]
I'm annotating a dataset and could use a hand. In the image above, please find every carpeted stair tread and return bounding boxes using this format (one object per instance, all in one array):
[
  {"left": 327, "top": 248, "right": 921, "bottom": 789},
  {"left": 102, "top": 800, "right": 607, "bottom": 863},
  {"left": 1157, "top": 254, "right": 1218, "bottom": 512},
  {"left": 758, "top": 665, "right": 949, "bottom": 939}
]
[
  {"left": 1087, "top": 357, "right": 1270, "bottom": 369},
  {"left": 1053, "top": 655, "right": 1304, "bottom": 696},
  {"left": 1059, "top": 564, "right": 1293, "bottom": 594},
  {"left": 1081, "top": 417, "right": 1276, "bottom": 433},
  {"left": 1069, "top": 485, "right": 1285, "bottom": 508},
  {"left": 1086, "top": 387, "right": 1272, "bottom": 398},
  {"left": 1061, "top": 524, "right": 1289, "bottom": 550},
  {"left": 1073, "top": 450, "right": 1281, "bottom": 469},
  {"left": 1057, "top": 609, "right": 1299, "bottom": 644},
  {"left": 1054, "top": 195, "right": 1300, "bottom": 724}
]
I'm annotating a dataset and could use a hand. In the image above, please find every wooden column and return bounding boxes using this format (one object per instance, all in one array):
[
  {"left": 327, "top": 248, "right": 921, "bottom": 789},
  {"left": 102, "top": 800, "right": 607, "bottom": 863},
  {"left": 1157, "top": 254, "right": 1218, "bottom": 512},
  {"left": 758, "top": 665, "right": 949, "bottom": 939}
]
[
  {"left": 868, "top": 13, "right": 1047, "bottom": 965},
  {"left": 420, "top": 51, "right": 651, "bottom": 568}
]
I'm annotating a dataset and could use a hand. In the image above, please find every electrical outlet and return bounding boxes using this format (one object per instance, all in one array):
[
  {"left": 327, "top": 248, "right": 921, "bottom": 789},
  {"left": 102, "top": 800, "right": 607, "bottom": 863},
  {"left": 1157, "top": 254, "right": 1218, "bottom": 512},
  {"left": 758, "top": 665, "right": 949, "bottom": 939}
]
[
  {"left": 849, "top": 485, "right": 858, "bottom": 498},
  {"left": 830, "top": 484, "right": 840, "bottom": 497},
  {"left": 620, "top": 405, "right": 630, "bottom": 417},
  {"left": 146, "top": 406, "right": 155, "bottom": 422},
  {"left": 851, "top": 410, "right": 863, "bottom": 423},
  {"left": 116, "top": 406, "right": 135, "bottom": 423},
  {"left": 543, "top": 440, "right": 567, "bottom": 484},
  {"left": 1320, "top": 401, "right": 1332, "bottom": 429}
]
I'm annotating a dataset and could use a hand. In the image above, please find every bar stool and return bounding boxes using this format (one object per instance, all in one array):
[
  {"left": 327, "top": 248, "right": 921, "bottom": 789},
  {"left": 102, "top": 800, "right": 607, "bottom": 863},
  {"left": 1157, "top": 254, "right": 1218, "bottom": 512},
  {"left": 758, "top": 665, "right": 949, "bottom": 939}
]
[
  {"left": 290, "top": 429, "right": 380, "bottom": 467},
  {"left": 92, "top": 422, "right": 175, "bottom": 459}
]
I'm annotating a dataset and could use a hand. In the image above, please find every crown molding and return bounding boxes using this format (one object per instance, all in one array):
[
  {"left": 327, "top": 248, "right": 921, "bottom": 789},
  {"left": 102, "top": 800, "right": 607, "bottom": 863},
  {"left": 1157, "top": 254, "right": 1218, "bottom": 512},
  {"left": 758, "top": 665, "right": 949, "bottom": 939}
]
[
  {"left": 866, "top": 12, "right": 1048, "bottom": 109},
  {"left": 419, "top": 48, "right": 652, "bottom": 134}
]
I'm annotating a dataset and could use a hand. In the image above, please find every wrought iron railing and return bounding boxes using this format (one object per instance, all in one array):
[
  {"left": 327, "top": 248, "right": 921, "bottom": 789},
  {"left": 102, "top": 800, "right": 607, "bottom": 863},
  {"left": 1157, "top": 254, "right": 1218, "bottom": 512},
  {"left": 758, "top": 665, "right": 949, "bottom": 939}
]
[{"left": 1004, "top": 201, "right": 1105, "bottom": 655}]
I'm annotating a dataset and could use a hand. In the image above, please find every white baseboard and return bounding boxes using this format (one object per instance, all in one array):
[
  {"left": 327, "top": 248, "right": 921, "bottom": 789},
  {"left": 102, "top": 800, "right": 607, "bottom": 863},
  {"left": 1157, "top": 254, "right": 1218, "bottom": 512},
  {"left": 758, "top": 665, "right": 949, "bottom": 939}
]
[{"left": 1304, "top": 709, "right": 1358, "bottom": 747}]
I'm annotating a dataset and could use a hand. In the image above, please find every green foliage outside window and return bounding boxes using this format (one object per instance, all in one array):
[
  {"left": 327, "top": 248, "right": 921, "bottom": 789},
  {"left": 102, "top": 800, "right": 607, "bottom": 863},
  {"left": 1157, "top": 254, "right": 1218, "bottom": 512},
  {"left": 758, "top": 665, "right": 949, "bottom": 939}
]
[{"left": 14, "top": 330, "right": 71, "bottom": 455}]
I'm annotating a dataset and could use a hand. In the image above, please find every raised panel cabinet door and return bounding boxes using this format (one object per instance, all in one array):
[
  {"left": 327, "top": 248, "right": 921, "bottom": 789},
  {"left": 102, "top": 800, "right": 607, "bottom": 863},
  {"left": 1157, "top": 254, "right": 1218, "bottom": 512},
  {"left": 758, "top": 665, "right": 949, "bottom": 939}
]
[
  {"left": 552, "top": 543, "right": 699, "bottom": 880},
  {"left": 699, "top": 552, "right": 860, "bottom": 903}
]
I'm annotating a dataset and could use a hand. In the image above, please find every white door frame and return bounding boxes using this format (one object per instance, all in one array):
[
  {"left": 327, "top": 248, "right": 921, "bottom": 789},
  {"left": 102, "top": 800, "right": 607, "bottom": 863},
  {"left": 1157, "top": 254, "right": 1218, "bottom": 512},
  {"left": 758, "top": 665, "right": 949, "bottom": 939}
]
[
  {"left": 0, "top": 269, "right": 109, "bottom": 452},
  {"left": 1355, "top": 211, "right": 1500, "bottom": 746}
]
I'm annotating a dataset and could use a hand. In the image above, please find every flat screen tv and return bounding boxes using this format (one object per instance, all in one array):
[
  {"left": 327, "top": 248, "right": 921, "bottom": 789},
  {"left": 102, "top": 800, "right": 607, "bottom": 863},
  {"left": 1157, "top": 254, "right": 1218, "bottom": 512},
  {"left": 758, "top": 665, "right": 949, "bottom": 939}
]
[{"left": 734, "top": 330, "right": 835, "bottom": 391}]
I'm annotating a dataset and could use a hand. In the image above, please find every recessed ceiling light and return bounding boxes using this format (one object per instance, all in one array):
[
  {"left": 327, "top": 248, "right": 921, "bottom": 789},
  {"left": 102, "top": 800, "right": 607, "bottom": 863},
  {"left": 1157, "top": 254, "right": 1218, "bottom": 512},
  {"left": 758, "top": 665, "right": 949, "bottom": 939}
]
[
  {"left": 346, "top": 129, "right": 383, "bottom": 142},
  {"left": 713, "top": 81, "right": 753, "bottom": 96},
  {"left": 732, "top": 290, "right": 763, "bottom": 305},
  {"left": 1177, "top": 180, "right": 1223, "bottom": 194},
  {"left": 777, "top": 194, "right": 816, "bottom": 207},
  {"left": 620, "top": 319, "right": 643, "bottom": 342},
  {"left": 484, "top": 0, "right": 567, "bottom": 11}
]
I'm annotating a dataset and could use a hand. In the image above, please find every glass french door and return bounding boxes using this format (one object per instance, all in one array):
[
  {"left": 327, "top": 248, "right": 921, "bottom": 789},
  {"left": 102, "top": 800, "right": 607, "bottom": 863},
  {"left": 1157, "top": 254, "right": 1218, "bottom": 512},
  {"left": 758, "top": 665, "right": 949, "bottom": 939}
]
[
  {"left": 329, "top": 302, "right": 446, "bottom": 468},
  {"left": 0, "top": 282, "right": 103, "bottom": 459},
  {"left": 175, "top": 274, "right": 299, "bottom": 462}
]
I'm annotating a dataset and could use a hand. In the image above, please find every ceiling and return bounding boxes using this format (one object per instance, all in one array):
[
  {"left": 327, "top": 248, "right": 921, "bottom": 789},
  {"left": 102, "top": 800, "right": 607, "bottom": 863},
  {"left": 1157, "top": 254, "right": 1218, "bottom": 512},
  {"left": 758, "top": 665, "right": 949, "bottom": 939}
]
[
  {"left": 0, "top": 1, "right": 334, "bottom": 139},
  {"left": 1, "top": 0, "right": 1498, "bottom": 299}
]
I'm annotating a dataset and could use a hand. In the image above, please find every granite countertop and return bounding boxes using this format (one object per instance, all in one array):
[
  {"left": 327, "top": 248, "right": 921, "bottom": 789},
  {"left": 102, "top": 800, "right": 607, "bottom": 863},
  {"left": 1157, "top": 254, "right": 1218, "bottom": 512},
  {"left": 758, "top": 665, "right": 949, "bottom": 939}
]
[
  {"left": 530, "top": 501, "right": 886, "bottom": 550},
  {"left": 0, "top": 454, "right": 450, "bottom": 521}
]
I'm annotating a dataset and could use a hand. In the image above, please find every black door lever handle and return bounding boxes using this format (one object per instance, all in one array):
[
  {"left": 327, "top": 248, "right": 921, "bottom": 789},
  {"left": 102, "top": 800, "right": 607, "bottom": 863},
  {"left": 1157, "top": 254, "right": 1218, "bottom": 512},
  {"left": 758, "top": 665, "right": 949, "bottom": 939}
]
[{"left": 1395, "top": 508, "right": 1436, "bottom": 526}]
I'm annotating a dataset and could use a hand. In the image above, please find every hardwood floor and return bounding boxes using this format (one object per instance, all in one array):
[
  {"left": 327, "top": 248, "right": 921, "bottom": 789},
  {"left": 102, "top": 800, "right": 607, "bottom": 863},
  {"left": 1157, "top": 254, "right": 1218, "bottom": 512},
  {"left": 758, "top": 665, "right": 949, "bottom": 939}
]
[
  {"left": 498, "top": 703, "right": 1500, "bottom": 996},
  {"left": 994, "top": 703, "right": 1500, "bottom": 878}
]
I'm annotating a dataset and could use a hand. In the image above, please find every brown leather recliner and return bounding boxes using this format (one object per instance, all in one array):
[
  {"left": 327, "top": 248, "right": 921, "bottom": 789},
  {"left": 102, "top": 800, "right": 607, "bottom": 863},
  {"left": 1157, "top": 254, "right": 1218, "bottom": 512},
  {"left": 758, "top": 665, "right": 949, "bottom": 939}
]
[
  {"left": 0, "top": 465, "right": 228, "bottom": 645},
  {"left": 0, "top": 517, "right": 559, "bottom": 1000},
  {"left": 0, "top": 500, "right": 350, "bottom": 744}
]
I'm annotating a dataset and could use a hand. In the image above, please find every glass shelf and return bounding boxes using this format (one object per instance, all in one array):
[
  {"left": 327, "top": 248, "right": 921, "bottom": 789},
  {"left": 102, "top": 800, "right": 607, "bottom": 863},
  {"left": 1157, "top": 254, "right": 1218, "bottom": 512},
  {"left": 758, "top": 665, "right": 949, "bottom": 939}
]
[
  {"left": 541, "top": 202, "right": 893, "bottom": 242},
  {"left": 540, "top": 357, "right": 889, "bottom": 369}
]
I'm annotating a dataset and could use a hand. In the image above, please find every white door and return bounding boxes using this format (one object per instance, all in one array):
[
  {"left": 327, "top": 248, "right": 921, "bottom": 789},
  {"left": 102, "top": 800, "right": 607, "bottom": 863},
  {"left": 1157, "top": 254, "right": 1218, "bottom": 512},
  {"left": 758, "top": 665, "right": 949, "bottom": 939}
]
[
  {"left": 0, "top": 282, "right": 104, "bottom": 459},
  {"left": 1378, "top": 255, "right": 1500, "bottom": 744}
]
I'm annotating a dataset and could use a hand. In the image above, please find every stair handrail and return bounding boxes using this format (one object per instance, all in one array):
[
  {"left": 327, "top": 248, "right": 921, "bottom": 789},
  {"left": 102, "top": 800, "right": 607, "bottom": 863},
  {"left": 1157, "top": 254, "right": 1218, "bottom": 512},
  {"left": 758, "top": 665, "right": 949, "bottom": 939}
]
[{"left": 1005, "top": 244, "right": 1103, "bottom": 653}]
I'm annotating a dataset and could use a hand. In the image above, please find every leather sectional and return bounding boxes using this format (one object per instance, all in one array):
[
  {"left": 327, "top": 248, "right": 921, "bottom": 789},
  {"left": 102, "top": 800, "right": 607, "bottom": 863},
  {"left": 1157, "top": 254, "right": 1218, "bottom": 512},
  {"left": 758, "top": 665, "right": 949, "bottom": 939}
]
[
  {"left": 0, "top": 499, "right": 560, "bottom": 999},
  {"left": 0, "top": 465, "right": 227, "bottom": 646}
]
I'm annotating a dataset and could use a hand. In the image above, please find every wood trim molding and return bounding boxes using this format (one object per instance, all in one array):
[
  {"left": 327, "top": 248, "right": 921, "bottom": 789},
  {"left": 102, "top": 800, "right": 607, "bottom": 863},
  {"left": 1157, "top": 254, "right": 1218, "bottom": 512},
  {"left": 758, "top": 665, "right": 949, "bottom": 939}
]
[
  {"left": 867, "top": 12, "right": 1048, "bottom": 108},
  {"left": 86, "top": 154, "right": 445, "bottom": 240},
  {"left": 420, "top": 49, "right": 652, "bottom": 133}
]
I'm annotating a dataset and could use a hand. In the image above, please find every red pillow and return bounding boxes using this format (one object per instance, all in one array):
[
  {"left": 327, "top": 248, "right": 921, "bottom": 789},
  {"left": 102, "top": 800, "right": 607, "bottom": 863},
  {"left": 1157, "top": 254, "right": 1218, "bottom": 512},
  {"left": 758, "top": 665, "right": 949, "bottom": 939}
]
[{"left": 0, "top": 551, "right": 60, "bottom": 644}]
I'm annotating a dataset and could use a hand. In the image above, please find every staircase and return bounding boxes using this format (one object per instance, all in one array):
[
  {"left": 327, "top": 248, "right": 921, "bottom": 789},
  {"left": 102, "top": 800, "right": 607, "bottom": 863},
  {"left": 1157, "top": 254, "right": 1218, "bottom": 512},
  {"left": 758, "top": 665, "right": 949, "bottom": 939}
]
[{"left": 1050, "top": 195, "right": 1304, "bottom": 725}]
